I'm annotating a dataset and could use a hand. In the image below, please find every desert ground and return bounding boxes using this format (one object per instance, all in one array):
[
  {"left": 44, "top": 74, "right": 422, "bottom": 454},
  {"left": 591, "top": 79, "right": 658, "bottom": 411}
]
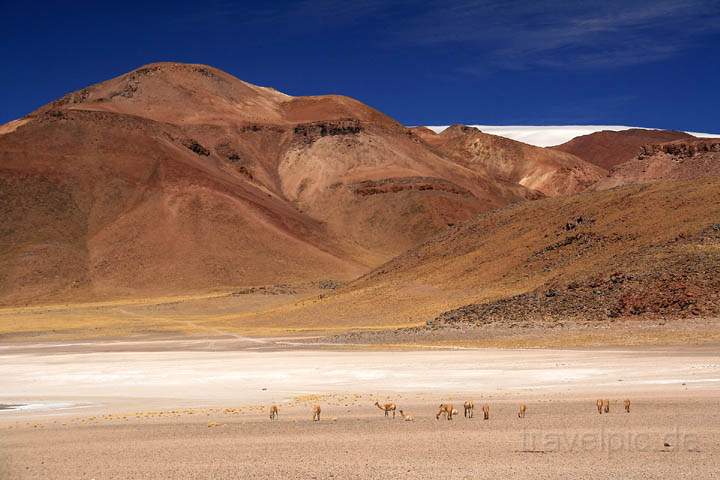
[{"left": 1, "top": 340, "right": 719, "bottom": 479}]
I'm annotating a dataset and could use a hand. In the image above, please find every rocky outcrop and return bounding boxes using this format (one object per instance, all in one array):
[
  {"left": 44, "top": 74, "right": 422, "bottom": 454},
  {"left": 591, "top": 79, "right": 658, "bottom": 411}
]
[
  {"left": 639, "top": 140, "right": 720, "bottom": 158},
  {"left": 595, "top": 139, "right": 720, "bottom": 189},
  {"left": 182, "top": 139, "right": 210, "bottom": 156},
  {"left": 349, "top": 177, "right": 472, "bottom": 197},
  {"left": 237, "top": 123, "right": 285, "bottom": 133},
  {"left": 293, "top": 119, "right": 362, "bottom": 143}
]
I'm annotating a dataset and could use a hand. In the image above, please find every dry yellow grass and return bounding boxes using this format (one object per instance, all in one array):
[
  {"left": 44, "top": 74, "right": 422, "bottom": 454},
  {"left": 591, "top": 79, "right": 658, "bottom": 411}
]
[{"left": 2, "top": 287, "right": 718, "bottom": 349}]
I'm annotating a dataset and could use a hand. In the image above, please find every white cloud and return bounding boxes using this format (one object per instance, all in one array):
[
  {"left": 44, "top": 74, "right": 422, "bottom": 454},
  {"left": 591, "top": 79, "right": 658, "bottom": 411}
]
[
  {"left": 685, "top": 131, "right": 720, "bottom": 140},
  {"left": 395, "top": 0, "right": 720, "bottom": 70}
]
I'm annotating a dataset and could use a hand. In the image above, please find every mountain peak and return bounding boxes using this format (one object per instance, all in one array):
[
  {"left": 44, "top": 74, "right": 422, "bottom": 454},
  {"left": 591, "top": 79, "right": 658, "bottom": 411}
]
[
  {"left": 439, "top": 124, "right": 481, "bottom": 137},
  {"left": 31, "top": 61, "right": 291, "bottom": 125}
]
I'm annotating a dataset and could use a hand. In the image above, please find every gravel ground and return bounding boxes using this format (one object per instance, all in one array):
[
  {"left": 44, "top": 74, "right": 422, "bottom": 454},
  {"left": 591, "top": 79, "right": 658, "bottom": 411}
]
[{"left": 1, "top": 398, "right": 718, "bottom": 479}]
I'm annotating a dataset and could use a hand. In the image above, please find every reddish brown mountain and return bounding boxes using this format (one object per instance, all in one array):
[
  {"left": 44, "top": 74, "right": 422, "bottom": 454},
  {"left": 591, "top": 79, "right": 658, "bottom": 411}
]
[
  {"left": 407, "top": 126, "right": 440, "bottom": 144},
  {"left": 594, "top": 138, "right": 720, "bottom": 190},
  {"left": 421, "top": 125, "right": 606, "bottom": 196},
  {"left": 552, "top": 128, "right": 693, "bottom": 170},
  {"left": 0, "top": 63, "right": 533, "bottom": 305}
]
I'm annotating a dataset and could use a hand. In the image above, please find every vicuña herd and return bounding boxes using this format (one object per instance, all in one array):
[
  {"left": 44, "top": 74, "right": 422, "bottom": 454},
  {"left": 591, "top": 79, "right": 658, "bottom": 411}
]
[{"left": 267, "top": 399, "right": 632, "bottom": 421}]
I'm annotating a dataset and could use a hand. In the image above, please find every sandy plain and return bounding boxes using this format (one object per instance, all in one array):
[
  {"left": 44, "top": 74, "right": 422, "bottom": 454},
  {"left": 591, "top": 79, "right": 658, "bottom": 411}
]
[{"left": 1, "top": 341, "right": 719, "bottom": 479}]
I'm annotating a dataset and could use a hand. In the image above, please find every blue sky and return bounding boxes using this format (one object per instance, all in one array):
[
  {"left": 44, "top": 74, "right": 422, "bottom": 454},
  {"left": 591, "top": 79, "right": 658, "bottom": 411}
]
[{"left": 2, "top": 0, "right": 719, "bottom": 131}]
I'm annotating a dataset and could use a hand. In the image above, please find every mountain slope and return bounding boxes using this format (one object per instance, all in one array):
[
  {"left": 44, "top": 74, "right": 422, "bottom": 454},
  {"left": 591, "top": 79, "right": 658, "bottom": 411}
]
[
  {"left": 0, "top": 62, "right": 533, "bottom": 305},
  {"left": 415, "top": 125, "right": 606, "bottom": 196},
  {"left": 0, "top": 108, "right": 360, "bottom": 304},
  {"left": 270, "top": 179, "right": 720, "bottom": 330},
  {"left": 552, "top": 128, "right": 694, "bottom": 170}
]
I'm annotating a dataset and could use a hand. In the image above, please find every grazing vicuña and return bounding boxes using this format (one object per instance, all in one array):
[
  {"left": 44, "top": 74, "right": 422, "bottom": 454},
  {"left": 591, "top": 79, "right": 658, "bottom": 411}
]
[
  {"left": 464, "top": 401, "right": 474, "bottom": 418},
  {"left": 312, "top": 405, "right": 321, "bottom": 422},
  {"left": 374, "top": 401, "right": 397, "bottom": 418},
  {"left": 436, "top": 403, "right": 454, "bottom": 420}
]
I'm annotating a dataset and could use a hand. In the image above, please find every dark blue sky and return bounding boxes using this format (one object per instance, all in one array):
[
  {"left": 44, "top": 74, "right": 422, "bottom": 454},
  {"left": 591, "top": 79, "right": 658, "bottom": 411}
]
[{"left": 2, "top": 0, "right": 719, "bottom": 131}]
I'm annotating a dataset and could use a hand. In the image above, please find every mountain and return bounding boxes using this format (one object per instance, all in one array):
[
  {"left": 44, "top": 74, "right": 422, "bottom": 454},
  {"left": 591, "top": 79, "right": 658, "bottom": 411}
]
[
  {"left": 0, "top": 62, "right": 533, "bottom": 305},
  {"left": 413, "top": 125, "right": 606, "bottom": 196},
  {"left": 294, "top": 179, "right": 720, "bottom": 331},
  {"left": 425, "top": 125, "right": 719, "bottom": 147},
  {"left": 552, "top": 128, "right": 694, "bottom": 170},
  {"left": 594, "top": 139, "right": 720, "bottom": 190}
]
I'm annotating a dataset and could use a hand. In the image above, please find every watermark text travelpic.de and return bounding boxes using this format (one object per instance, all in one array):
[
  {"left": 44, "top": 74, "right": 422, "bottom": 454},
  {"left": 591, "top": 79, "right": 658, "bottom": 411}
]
[{"left": 520, "top": 425, "right": 699, "bottom": 456}]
